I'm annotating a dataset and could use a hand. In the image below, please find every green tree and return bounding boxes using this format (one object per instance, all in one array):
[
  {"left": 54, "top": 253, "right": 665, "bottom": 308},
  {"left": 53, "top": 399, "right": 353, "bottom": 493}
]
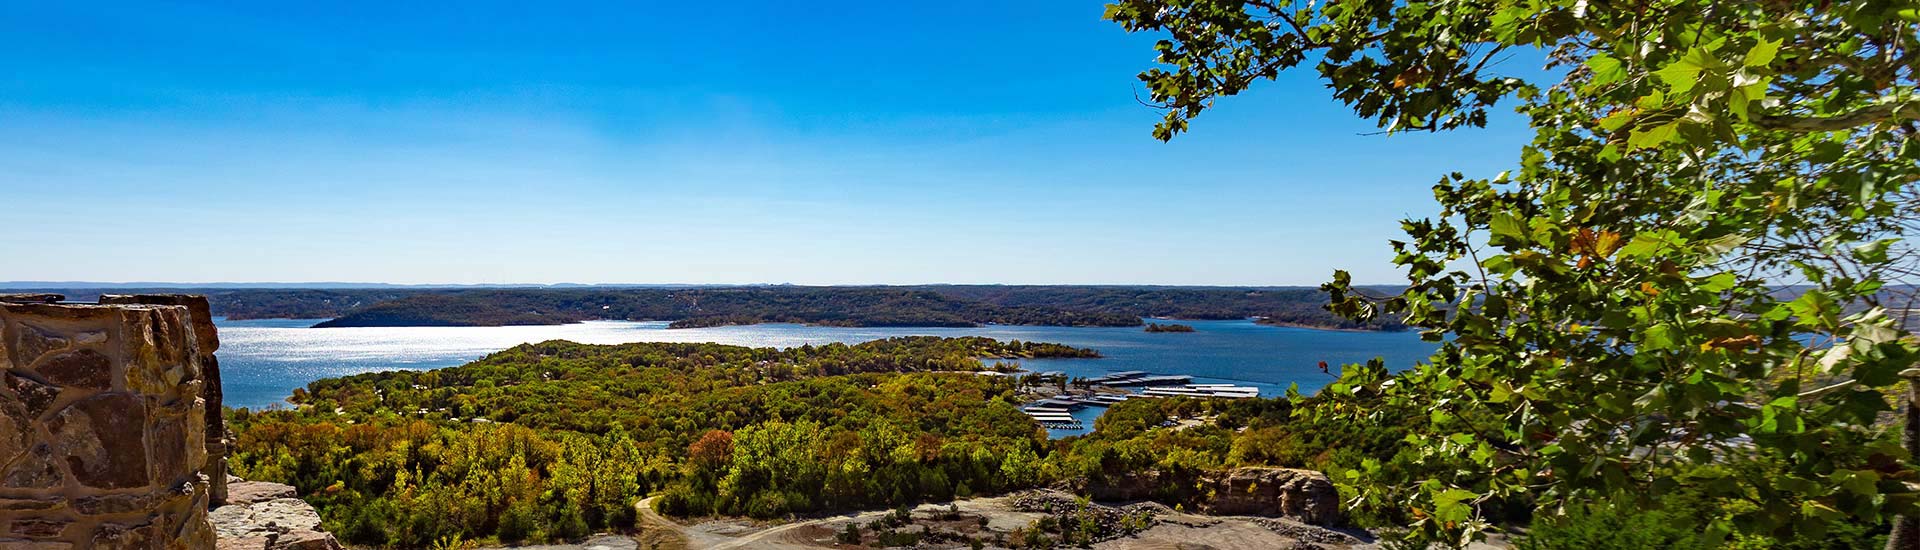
[{"left": 1105, "top": 0, "right": 1918, "bottom": 547}]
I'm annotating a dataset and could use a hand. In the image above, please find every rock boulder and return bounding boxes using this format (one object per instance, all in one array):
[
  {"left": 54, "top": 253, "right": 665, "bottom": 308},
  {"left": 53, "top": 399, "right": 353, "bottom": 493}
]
[
  {"left": 225, "top": 481, "right": 299, "bottom": 505},
  {"left": 1082, "top": 466, "right": 1343, "bottom": 525},
  {"left": 1196, "top": 468, "right": 1342, "bottom": 524},
  {"left": 209, "top": 497, "right": 341, "bottom": 550}
]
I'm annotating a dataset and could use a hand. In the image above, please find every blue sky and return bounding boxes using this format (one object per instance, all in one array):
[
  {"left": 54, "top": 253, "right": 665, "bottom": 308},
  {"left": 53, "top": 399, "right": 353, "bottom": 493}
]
[{"left": 0, "top": 1, "right": 1536, "bottom": 285}]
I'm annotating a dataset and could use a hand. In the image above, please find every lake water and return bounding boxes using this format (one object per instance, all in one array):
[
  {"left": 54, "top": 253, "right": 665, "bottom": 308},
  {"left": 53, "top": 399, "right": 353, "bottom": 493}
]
[{"left": 215, "top": 318, "right": 1438, "bottom": 437}]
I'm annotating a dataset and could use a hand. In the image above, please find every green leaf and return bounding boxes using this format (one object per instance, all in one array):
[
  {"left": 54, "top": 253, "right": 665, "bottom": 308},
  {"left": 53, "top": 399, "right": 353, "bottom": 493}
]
[
  {"left": 1489, "top": 213, "right": 1529, "bottom": 246},
  {"left": 1655, "top": 58, "right": 1704, "bottom": 95},
  {"left": 1587, "top": 54, "right": 1626, "bottom": 87},
  {"left": 1628, "top": 122, "right": 1680, "bottom": 149},
  {"left": 1744, "top": 38, "right": 1781, "bottom": 68},
  {"left": 1853, "top": 239, "right": 1894, "bottom": 263},
  {"left": 1699, "top": 234, "right": 1749, "bottom": 255},
  {"left": 1598, "top": 108, "right": 1637, "bottom": 132},
  {"left": 1642, "top": 324, "right": 1681, "bottom": 351},
  {"left": 1728, "top": 86, "right": 1752, "bottom": 120},
  {"left": 1433, "top": 488, "right": 1477, "bottom": 523},
  {"left": 1699, "top": 272, "right": 1738, "bottom": 292},
  {"left": 1833, "top": 470, "right": 1881, "bottom": 497},
  {"left": 1489, "top": 381, "right": 1514, "bottom": 403},
  {"left": 1618, "top": 230, "right": 1679, "bottom": 258},
  {"left": 1787, "top": 289, "right": 1840, "bottom": 329}
]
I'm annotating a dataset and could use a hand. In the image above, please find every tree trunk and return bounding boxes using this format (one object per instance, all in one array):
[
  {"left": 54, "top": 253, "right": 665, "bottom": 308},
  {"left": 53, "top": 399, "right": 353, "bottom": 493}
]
[{"left": 1888, "top": 381, "right": 1920, "bottom": 550}]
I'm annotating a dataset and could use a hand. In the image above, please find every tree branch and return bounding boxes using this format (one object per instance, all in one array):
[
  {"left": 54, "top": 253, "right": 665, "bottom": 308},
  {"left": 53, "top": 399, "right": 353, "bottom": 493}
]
[{"left": 1752, "top": 100, "right": 1920, "bottom": 132}]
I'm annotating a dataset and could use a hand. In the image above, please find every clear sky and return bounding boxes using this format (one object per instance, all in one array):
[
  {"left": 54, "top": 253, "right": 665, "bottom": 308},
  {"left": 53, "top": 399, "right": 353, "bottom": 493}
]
[{"left": 0, "top": 1, "right": 1537, "bottom": 286}]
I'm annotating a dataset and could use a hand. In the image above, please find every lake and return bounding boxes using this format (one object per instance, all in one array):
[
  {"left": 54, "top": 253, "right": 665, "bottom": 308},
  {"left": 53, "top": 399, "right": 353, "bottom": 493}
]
[{"left": 215, "top": 318, "right": 1438, "bottom": 437}]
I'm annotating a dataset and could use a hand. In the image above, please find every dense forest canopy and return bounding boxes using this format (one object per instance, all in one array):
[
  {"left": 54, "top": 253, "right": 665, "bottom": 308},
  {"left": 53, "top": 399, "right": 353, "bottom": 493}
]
[{"left": 38, "top": 288, "right": 426, "bottom": 320}]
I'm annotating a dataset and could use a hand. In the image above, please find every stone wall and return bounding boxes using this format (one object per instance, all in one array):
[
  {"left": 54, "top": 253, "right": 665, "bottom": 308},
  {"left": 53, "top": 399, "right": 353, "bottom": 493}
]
[
  {"left": 97, "top": 294, "right": 227, "bottom": 509},
  {"left": 0, "top": 294, "right": 222, "bottom": 549}
]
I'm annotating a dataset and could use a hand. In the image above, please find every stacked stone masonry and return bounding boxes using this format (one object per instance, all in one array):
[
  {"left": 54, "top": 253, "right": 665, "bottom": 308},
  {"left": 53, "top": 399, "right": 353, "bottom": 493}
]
[{"left": 0, "top": 294, "right": 224, "bottom": 550}]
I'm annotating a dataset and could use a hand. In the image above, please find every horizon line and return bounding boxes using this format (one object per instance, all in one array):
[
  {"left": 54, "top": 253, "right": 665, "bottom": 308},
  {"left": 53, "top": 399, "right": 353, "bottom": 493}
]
[{"left": 0, "top": 281, "right": 1399, "bottom": 289}]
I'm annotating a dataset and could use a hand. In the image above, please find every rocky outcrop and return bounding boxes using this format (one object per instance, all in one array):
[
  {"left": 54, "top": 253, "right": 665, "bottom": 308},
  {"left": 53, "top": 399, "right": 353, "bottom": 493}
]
[
  {"left": 223, "top": 480, "right": 296, "bottom": 506},
  {"left": 1196, "top": 468, "right": 1342, "bottom": 524},
  {"left": 208, "top": 494, "right": 340, "bottom": 550},
  {"left": 1080, "top": 467, "right": 1343, "bottom": 525},
  {"left": 0, "top": 295, "right": 218, "bottom": 549}
]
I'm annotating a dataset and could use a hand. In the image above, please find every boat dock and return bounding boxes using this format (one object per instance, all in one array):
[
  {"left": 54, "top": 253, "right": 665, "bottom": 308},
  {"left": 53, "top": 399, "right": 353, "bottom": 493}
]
[
  {"left": 1082, "top": 371, "right": 1149, "bottom": 384},
  {"left": 1020, "top": 370, "right": 1262, "bottom": 431},
  {"left": 1081, "top": 370, "right": 1196, "bottom": 387},
  {"left": 1021, "top": 407, "right": 1085, "bottom": 429},
  {"left": 1139, "top": 384, "right": 1261, "bottom": 399}
]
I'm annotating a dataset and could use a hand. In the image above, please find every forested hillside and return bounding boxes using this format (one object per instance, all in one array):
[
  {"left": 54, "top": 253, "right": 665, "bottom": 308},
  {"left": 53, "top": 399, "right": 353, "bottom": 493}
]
[
  {"left": 919, "top": 285, "right": 1407, "bottom": 330},
  {"left": 18, "top": 285, "right": 1408, "bottom": 330},
  {"left": 31, "top": 288, "right": 427, "bottom": 320},
  {"left": 307, "top": 287, "right": 1147, "bottom": 328}
]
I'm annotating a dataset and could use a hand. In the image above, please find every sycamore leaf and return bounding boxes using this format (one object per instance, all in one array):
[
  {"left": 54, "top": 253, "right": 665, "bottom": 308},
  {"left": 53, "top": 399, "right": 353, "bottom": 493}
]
[
  {"left": 1643, "top": 324, "right": 1681, "bottom": 350},
  {"left": 1618, "top": 230, "right": 1679, "bottom": 258},
  {"left": 1655, "top": 59, "right": 1704, "bottom": 95},
  {"left": 1699, "top": 272, "right": 1738, "bottom": 292},
  {"left": 1598, "top": 108, "right": 1638, "bottom": 132},
  {"left": 1587, "top": 54, "right": 1626, "bottom": 87},
  {"left": 1489, "top": 213, "right": 1529, "bottom": 246},
  {"left": 1744, "top": 38, "right": 1781, "bottom": 68},
  {"left": 1629, "top": 122, "right": 1680, "bottom": 149},
  {"left": 1787, "top": 289, "right": 1840, "bottom": 330},
  {"left": 1818, "top": 345, "right": 1853, "bottom": 374},
  {"left": 1853, "top": 238, "right": 1894, "bottom": 263},
  {"left": 1433, "top": 488, "right": 1477, "bottom": 523}
]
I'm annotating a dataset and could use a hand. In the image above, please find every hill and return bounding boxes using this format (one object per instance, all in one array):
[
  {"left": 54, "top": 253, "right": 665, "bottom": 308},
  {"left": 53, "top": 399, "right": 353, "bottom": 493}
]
[{"left": 11, "top": 284, "right": 1412, "bottom": 331}]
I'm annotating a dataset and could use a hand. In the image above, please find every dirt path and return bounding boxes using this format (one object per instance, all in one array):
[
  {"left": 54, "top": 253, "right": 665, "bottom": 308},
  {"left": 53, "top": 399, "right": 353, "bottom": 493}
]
[
  {"left": 632, "top": 497, "right": 707, "bottom": 549},
  {"left": 631, "top": 497, "right": 910, "bottom": 550},
  {"left": 703, "top": 508, "right": 893, "bottom": 550},
  {"left": 624, "top": 496, "right": 1475, "bottom": 550}
]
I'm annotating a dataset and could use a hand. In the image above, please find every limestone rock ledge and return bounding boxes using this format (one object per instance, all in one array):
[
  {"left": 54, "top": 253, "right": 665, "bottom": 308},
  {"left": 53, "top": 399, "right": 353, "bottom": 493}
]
[
  {"left": 1198, "top": 467, "right": 1343, "bottom": 524},
  {"left": 1080, "top": 466, "right": 1344, "bottom": 525},
  {"left": 210, "top": 481, "right": 340, "bottom": 550},
  {"left": 223, "top": 480, "right": 296, "bottom": 506}
]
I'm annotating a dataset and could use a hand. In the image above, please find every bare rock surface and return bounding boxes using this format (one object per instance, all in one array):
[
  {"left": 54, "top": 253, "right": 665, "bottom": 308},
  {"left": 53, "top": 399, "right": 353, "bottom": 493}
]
[
  {"left": 1082, "top": 467, "right": 1343, "bottom": 525},
  {"left": 480, "top": 533, "right": 640, "bottom": 550},
  {"left": 1197, "top": 468, "right": 1342, "bottom": 524},
  {"left": 225, "top": 480, "right": 299, "bottom": 505},
  {"left": 209, "top": 497, "right": 341, "bottom": 550}
]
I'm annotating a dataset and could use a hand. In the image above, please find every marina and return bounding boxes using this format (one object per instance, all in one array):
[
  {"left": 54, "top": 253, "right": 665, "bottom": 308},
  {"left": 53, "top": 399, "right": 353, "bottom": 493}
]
[{"left": 1018, "top": 370, "right": 1263, "bottom": 433}]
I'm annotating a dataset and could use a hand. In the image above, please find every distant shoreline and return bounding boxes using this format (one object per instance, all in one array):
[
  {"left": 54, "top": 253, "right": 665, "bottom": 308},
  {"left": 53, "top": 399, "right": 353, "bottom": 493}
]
[
  {"left": 265, "top": 315, "right": 1402, "bottom": 333},
  {"left": 1253, "top": 319, "right": 1399, "bottom": 333},
  {"left": 122, "top": 285, "right": 1404, "bottom": 332}
]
